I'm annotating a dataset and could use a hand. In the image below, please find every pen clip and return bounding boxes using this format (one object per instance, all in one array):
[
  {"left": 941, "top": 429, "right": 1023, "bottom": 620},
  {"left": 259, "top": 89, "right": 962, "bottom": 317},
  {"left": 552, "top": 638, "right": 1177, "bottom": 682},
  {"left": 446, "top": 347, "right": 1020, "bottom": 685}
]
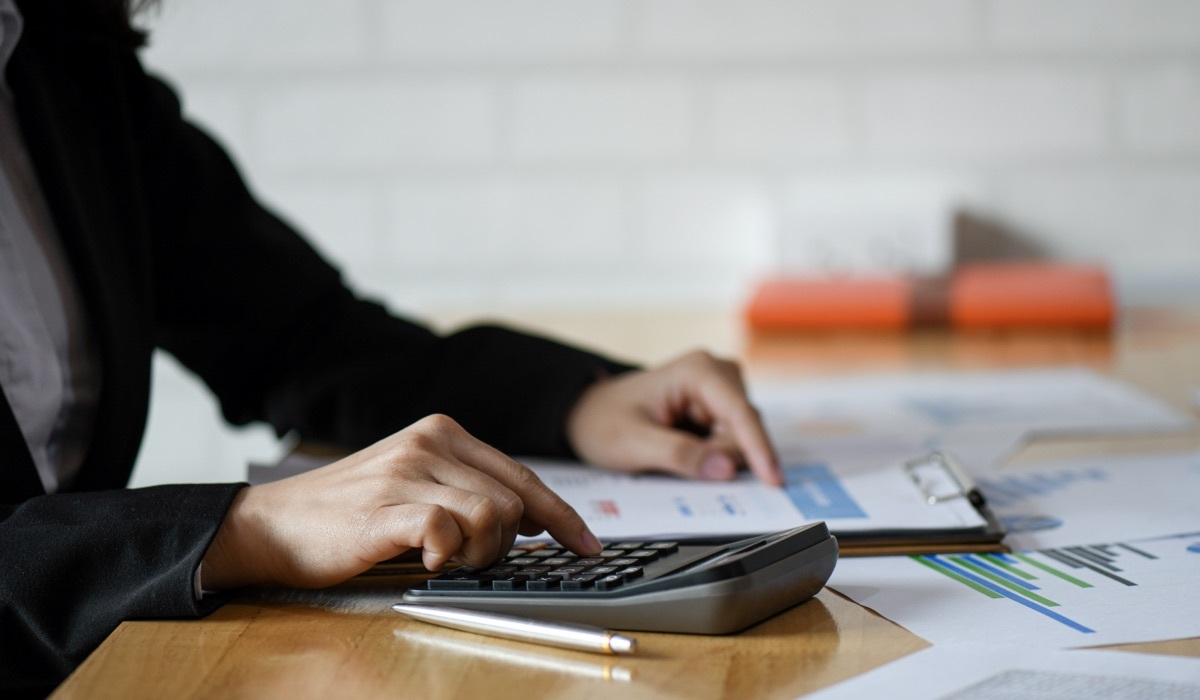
[{"left": 903, "top": 451, "right": 984, "bottom": 507}]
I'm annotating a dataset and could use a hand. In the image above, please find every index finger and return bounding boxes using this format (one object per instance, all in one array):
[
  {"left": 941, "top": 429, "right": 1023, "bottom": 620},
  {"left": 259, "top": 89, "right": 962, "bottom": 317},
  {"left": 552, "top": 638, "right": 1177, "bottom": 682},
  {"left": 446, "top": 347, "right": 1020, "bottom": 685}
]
[
  {"left": 691, "top": 370, "right": 783, "bottom": 487},
  {"left": 446, "top": 430, "right": 603, "bottom": 557}
]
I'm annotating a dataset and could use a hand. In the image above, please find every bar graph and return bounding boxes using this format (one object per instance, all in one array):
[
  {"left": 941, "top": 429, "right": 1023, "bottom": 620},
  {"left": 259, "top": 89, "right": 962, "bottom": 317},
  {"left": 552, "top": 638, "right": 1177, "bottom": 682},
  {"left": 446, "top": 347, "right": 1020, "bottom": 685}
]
[
  {"left": 911, "top": 541, "right": 1159, "bottom": 635},
  {"left": 831, "top": 534, "right": 1200, "bottom": 648}
]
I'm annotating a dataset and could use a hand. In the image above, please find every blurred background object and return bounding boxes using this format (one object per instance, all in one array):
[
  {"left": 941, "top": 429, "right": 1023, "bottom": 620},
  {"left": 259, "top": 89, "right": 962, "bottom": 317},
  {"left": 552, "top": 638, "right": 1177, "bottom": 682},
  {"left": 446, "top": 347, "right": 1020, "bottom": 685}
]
[{"left": 128, "top": 0, "right": 1200, "bottom": 485}]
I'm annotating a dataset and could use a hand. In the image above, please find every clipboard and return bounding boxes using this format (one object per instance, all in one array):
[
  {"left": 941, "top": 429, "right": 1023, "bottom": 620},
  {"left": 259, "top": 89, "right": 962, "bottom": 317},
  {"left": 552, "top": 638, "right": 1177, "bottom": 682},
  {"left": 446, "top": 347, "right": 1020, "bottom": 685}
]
[
  {"left": 834, "top": 452, "right": 1007, "bottom": 557},
  {"left": 252, "top": 448, "right": 1009, "bottom": 560}
]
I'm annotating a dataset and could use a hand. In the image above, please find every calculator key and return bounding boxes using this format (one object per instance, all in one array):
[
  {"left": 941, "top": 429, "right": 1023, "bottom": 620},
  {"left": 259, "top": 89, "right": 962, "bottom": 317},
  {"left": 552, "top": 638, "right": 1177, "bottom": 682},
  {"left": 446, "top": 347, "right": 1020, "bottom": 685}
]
[
  {"left": 504, "top": 547, "right": 542, "bottom": 559},
  {"left": 528, "top": 549, "right": 563, "bottom": 558},
  {"left": 617, "top": 566, "right": 644, "bottom": 581},
  {"left": 598, "top": 550, "right": 626, "bottom": 558},
  {"left": 595, "top": 575, "right": 625, "bottom": 591},
  {"left": 524, "top": 577, "right": 560, "bottom": 591},
  {"left": 491, "top": 577, "right": 527, "bottom": 591},
  {"left": 506, "top": 557, "right": 538, "bottom": 566},
  {"left": 611, "top": 542, "right": 645, "bottom": 550},
  {"left": 482, "top": 566, "right": 517, "bottom": 576},
  {"left": 574, "top": 558, "right": 606, "bottom": 566},
  {"left": 584, "top": 566, "right": 619, "bottom": 576},
  {"left": 625, "top": 550, "right": 661, "bottom": 560},
  {"left": 608, "top": 558, "right": 638, "bottom": 567},
  {"left": 560, "top": 575, "right": 598, "bottom": 591},
  {"left": 646, "top": 541, "right": 679, "bottom": 553},
  {"left": 427, "top": 576, "right": 487, "bottom": 590},
  {"left": 548, "top": 567, "right": 587, "bottom": 578},
  {"left": 542, "top": 557, "right": 575, "bottom": 566},
  {"left": 514, "top": 566, "right": 552, "bottom": 576}
]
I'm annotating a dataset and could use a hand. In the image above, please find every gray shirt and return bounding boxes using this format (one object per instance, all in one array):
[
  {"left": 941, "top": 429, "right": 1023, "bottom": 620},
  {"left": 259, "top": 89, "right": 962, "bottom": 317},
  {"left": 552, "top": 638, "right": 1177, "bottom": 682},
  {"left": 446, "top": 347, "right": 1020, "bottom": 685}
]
[{"left": 0, "top": 0, "right": 102, "bottom": 494}]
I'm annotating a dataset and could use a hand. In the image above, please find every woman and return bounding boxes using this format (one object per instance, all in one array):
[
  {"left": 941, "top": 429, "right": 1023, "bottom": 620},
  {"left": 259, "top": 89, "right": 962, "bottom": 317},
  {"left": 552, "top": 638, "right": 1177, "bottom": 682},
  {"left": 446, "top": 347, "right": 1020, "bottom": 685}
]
[{"left": 0, "top": 1, "right": 780, "bottom": 695}]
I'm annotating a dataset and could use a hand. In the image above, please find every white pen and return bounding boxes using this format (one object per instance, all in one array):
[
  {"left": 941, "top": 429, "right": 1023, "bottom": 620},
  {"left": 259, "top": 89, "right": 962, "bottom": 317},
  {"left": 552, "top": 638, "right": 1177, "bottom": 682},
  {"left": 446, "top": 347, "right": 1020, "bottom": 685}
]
[{"left": 391, "top": 604, "right": 638, "bottom": 656}]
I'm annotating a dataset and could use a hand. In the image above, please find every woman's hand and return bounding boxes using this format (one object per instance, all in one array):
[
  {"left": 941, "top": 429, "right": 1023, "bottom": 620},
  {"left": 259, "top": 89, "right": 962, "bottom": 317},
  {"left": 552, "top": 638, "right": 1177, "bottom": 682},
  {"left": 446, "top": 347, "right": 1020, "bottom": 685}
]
[
  {"left": 566, "top": 350, "right": 782, "bottom": 487},
  {"left": 201, "top": 414, "right": 601, "bottom": 590}
]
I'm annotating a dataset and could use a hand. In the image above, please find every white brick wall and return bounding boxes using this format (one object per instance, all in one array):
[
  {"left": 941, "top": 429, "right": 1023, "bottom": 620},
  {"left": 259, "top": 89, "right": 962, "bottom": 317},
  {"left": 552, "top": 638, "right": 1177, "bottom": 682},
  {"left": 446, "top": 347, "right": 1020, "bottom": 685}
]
[
  {"left": 1118, "top": 64, "right": 1200, "bottom": 153},
  {"left": 510, "top": 78, "right": 696, "bottom": 162},
  {"left": 862, "top": 68, "right": 1111, "bottom": 159},
  {"left": 139, "top": 0, "right": 1200, "bottom": 311},
  {"left": 253, "top": 81, "right": 498, "bottom": 172},
  {"left": 128, "top": 0, "right": 1200, "bottom": 484},
  {"left": 708, "top": 76, "right": 851, "bottom": 160},
  {"left": 378, "top": 1, "right": 626, "bottom": 61},
  {"left": 985, "top": 0, "right": 1200, "bottom": 51},
  {"left": 636, "top": 0, "right": 977, "bottom": 56}
]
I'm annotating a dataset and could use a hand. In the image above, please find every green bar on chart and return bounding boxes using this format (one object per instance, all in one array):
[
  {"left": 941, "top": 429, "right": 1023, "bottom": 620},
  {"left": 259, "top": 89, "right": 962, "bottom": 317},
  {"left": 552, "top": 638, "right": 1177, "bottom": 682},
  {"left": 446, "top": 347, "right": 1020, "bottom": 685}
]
[
  {"left": 950, "top": 556, "right": 1061, "bottom": 608},
  {"left": 910, "top": 555, "right": 1003, "bottom": 599},
  {"left": 1012, "top": 553, "right": 1094, "bottom": 588},
  {"left": 983, "top": 553, "right": 1037, "bottom": 581}
]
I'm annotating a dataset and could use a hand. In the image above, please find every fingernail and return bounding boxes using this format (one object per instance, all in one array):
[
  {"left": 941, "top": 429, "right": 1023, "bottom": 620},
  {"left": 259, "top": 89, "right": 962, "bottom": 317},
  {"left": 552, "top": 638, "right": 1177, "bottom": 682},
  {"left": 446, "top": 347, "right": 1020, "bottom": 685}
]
[
  {"left": 581, "top": 529, "right": 603, "bottom": 555},
  {"left": 700, "top": 452, "right": 734, "bottom": 480}
]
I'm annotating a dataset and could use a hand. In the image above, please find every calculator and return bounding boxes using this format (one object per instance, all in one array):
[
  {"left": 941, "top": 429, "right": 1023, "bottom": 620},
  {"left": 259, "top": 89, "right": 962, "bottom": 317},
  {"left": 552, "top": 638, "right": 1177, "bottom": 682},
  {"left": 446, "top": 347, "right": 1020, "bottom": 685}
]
[{"left": 400, "top": 522, "right": 837, "bottom": 634}]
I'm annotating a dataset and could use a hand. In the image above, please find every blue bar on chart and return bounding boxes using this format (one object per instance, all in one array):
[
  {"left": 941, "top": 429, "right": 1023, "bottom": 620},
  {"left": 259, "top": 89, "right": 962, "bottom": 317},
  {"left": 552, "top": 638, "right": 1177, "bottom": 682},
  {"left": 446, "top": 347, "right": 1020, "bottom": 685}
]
[{"left": 783, "top": 463, "right": 868, "bottom": 519}]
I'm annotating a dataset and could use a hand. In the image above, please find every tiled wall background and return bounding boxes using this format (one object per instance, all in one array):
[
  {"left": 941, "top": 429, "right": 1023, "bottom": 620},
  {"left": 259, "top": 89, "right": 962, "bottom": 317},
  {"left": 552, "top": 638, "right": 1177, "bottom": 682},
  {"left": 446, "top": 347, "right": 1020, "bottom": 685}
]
[{"left": 130, "top": 0, "right": 1200, "bottom": 486}]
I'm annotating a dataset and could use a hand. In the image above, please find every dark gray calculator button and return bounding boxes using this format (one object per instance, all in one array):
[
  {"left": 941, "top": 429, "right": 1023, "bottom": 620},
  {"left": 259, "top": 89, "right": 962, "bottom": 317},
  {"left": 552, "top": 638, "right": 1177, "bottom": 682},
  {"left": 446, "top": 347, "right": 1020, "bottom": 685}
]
[
  {"left": 515, "top": 566, "right": 551, "bottom": 575},
  {"left": 598, "top": 550, "right": 626, "bottom": 557},
  {"left": 482, "top": 566, "right": 517, "bottom": 576},
  {"left": 617, "top": 566, "right": 644, "bottom": 580},
  {"left": 647, "top": 541, "right": 679, "bottom": 553},
  {"left": 608, "top": 558, "right": 637, "bottom": 566},
  {"left": 506, "top": 557, "right": 538, "bottom": 566},
  {"left": 542, "top": 557, "right": 575, "bottom": 566},
  {"left": 528, "top": 549, "right": 562, "bottom": 558},
  {"left": 574, "top": 558, "right": 606, "bottom": 566},
  {"left": 525, "top": 577, "right": 560, "bottom": 591},
  {"left": 560, "top": 575, "right": 598, "bottom": 591},
  {"left": 427, "top": 577, "right": 486, "bottom": 590},
  {"left": 612, "top": 542, "right": 645, "bottom": 550},
  {"left": 548, "top": 567, "right": 586, "bottom": 578},
  {"left": 516, "top": 564, "right": 552, "bottom": 576},
  {"left": 491, "top": 577, "right": 526, "bottom": 591},
  {"left": 585, "top": 566, "right": 619, "bottom": 575},
  {"left": 595, "top": 575, "right": 625, "bottom": 591},
  {"left": 626, "top": 550, "right": 660, "bottom": 560}
]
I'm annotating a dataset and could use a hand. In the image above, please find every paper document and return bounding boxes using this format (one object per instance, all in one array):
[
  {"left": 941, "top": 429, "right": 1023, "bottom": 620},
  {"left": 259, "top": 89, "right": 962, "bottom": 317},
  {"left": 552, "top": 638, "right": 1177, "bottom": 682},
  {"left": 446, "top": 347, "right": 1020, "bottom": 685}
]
[
  {"left": 828, "top": 533, "right": 1200, "bottom": 648},
  {"left": 752, "top": 367, "right": 1193, "bottom": 471},
  {"left": 981, "top": 451, "right": 1200, "bottom": 550},
  {"left": 804, "top": 644, "right": 1200, "bottom": 700},
  {"left": 752, "top": 367, "right": 1191, "bottom": 438},
  {"left": 521, "top": 458, "right": 985, "bottom": 542}
]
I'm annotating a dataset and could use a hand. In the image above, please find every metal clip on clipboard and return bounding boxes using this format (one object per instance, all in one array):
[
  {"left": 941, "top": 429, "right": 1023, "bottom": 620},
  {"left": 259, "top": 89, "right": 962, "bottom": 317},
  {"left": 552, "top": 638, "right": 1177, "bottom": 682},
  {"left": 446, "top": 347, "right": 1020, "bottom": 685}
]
[{"left": 903, "top": 452, "right": 986, "bottom": 508}]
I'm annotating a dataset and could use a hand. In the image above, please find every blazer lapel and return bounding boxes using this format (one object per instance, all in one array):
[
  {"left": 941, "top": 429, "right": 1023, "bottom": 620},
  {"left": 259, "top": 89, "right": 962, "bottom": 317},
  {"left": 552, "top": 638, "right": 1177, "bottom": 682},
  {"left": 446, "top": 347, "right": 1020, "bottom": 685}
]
[{"left": 8, "top": 32, "right": 153, "bottom": 493}]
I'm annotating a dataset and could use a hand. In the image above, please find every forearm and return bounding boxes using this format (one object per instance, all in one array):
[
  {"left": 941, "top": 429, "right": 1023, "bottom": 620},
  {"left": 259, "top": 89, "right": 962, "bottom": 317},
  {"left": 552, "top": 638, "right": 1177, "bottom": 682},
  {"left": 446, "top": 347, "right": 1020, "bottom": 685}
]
[{"left": 256, "top": 321, "right": 638, "bottom": 457}]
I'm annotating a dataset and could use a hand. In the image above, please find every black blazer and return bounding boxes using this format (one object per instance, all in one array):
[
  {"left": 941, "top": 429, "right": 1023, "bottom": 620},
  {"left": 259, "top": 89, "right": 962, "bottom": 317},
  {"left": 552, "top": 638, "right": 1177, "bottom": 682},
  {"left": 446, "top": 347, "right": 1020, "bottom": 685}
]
[{"left": 0, "top": 3, "right": 628, "bottom": 694}]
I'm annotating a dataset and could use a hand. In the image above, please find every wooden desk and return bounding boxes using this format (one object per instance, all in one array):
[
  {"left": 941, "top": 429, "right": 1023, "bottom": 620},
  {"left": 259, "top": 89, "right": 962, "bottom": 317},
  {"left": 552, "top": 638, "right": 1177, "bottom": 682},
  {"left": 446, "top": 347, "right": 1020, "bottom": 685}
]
[{"left": 53, "top": 307, "right": 1200, "bottom": 699}]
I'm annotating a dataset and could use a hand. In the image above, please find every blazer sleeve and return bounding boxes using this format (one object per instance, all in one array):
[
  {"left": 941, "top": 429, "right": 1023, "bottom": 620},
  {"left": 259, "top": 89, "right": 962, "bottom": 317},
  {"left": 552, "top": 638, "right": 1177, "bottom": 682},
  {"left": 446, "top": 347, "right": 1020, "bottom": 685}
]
[
  {"left": 135, "top": 74, "right": 634, "bottom": 456},
  {"left": 0, "top": 484, "right": 243, "bottom": 696}
]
